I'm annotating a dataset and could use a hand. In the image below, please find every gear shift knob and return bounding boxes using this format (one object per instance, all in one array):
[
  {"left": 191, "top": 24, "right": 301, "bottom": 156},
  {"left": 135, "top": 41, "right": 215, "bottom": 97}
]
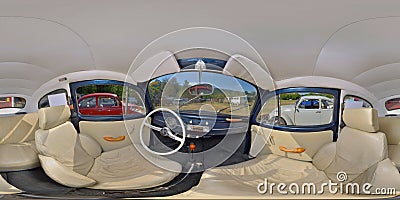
[{"left": 189, "top": 142, "right": 196, "bottom": 152}]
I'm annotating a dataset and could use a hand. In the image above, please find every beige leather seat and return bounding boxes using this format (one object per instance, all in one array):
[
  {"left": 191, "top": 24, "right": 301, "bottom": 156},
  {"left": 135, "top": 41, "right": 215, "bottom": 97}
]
[
  {"left": 0, "top": 113, "right": 40, "bottom": 172},
  {"left": 178, "top": 108, "right": 400, "bottom": 198},
  {"left": 35, "top": 105, "right": 181, "bottom": 190},
  {"left": 315, "top": 108, "right": 389, "bottom": 182},
  {"left": 378, "top": 117, "right": 400, "bottom": 170}
]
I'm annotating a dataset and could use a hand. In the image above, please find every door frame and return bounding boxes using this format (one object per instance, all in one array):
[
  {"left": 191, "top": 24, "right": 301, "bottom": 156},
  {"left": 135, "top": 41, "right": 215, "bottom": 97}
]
[
  {"left": 70, "top": 79, "right": 146, "bottom": 122},
  {"left": 252, "top": 87, "right": 341, "bottom": 141}
]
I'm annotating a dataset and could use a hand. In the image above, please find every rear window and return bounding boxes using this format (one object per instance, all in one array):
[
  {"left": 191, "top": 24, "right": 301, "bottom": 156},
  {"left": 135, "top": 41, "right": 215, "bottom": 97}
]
[
  {"left": 344, "top": 95, "right": 372, "bottom": 109},
  {"left": 0, "top": 97, "right": 26, "bottom": 109},
  {"left": 38, "top": 89, "right": 68, "bottom": 109},
  {"left": 0, "top": 96, "right": 26, "bottom": 114},
  {"left": 385, "top": 98, "right": 400, "bottom": 111}
]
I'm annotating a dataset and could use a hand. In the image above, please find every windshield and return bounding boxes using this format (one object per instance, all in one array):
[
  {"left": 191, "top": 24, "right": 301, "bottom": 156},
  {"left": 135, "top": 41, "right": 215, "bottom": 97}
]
[{"left": 148, "top": 71, "right": 258, "bottom": 116}]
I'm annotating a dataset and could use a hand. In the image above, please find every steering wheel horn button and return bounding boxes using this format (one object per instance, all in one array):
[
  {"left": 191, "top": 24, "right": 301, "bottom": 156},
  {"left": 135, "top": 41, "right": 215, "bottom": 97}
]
[{"left": 160, "top": 127, "right": 170, "bottom": 136}]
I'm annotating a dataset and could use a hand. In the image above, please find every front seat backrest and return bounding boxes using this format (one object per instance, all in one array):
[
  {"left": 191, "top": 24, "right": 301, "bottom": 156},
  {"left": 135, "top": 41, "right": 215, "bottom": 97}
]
[
  {"left": 35, "top": 105, "right": 100, "bottom": 175},
  {"left": 324, "top": 108, "right": 388, "bottom": 182},
  {"left": 378, "top": 117, "right": 400, "bottom": 170}
]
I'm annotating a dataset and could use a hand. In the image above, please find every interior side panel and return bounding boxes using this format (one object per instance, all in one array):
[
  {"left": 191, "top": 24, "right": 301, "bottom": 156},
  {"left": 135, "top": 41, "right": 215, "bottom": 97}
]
[
  {"left": 79, "top": 119, "right": 143, "bottom": 152},
  {"left": 250, "top": 125, "right": 333, "bottom": 161},
  {"left": 0, "top": 113, "right": 38, "bottom": 144}
]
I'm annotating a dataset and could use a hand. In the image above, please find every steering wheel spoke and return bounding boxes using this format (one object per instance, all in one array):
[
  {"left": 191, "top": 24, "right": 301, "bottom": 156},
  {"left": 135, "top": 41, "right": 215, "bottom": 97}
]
[
  {"left": 166, "top": 129, "right": 184, "bottom": 142},
  {"left": 143, "top": 122, "right": 162, "bottom": 132}
]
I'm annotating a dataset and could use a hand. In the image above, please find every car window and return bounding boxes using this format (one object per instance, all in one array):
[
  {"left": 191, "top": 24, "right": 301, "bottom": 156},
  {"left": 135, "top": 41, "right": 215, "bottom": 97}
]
[
  {"left": 321, "top": 99, "right": 334, "bottom": 109},
  {"left": 257, "top": 92, "right": 335, "bottom": 126},
  {"left": 75, "top": 83, "right": 145, "bottom": 117},
  {"left": 299, "top": 99, "right": 319, "bottom": 109},
  {"left": 0, "top": 96, "right": 26, "bottom": 114},
  {"left": 99, "top": 97, "right": 118, "bottom": 107},
  {"left": 79, "top": 96, "right": 96, "bottom": 108},
  {"left": 38, "top": 89, "right": 68, "bottom": 109},
  {"left": 343, "top": 95, "right": 372, "bottom": 109},
  {"left": 385, "top": 97, "right": 400, "bottom": 111}
]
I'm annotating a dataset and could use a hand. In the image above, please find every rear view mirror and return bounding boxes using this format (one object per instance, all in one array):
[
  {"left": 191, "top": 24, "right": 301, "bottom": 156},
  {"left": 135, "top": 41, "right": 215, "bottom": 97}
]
[{"left": 188, "top": 83, "right": 214, "bottom": 96}]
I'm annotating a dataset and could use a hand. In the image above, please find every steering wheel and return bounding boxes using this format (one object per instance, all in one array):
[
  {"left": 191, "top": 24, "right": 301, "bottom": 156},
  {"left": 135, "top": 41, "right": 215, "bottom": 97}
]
[{"left": 139, "top": 108, "right": 186, "bottom": 155}]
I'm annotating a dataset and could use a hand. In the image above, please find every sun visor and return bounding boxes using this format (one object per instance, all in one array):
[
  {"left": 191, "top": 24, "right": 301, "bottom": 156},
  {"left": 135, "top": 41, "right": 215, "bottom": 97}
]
[
  {"left": 223, "top": 54, "right": 275, "bottom": 91},
  {"left": 130, "top": 51, "right": 180, "bottom": 83}
]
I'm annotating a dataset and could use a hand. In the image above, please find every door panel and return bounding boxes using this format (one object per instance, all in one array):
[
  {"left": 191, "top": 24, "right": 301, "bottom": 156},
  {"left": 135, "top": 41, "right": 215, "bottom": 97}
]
[
  {"left": 250, "top": 125, "right": 333, "bottom": 161},
  {"left": 80, "top": 119, "right": 144, "bottom": 152}
]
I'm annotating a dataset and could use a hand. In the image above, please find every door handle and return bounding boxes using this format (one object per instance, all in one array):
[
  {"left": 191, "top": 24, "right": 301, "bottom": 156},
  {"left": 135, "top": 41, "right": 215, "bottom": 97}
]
[
  {"left": 316, "top": 111, "right": 321, "bottom": 113},
  {"left": 103, "top": 136, "right": 126, "bottom": 142},
  {"left": 226, "top": 118, "right": 243, "bottom": 122},
  {"left": 279, "top": 146, "right": 305, "bottom": 153}
]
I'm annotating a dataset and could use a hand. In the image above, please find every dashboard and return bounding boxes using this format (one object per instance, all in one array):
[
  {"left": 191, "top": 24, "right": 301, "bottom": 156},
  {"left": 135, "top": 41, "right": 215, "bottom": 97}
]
[{"left": 152, "top": 111, "right": 249, "bottom": 138}]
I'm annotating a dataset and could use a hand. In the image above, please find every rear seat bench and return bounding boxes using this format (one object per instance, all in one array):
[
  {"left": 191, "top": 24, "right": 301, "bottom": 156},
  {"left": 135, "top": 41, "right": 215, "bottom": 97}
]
[
  {"left": 0, "top": 113, "right": 40, "bottom": 172},
  {"left": 379, "top": 117, "right": 400, "bottom": 170}
]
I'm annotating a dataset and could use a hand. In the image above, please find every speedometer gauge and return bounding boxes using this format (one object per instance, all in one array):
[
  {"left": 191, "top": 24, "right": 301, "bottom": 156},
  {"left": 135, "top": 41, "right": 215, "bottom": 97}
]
[{"left": 165, "top": 117, "right": 178, "bottom": 129}]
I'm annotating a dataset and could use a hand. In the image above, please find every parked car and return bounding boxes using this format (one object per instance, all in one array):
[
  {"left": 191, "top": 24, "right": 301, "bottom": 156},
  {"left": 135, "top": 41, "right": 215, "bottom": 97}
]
[
  {"left": 266, "top": 95, "right": 334, "bottom": 126},
  {"left": 78, "top": 93, "right": 144, "bottom": 116}
]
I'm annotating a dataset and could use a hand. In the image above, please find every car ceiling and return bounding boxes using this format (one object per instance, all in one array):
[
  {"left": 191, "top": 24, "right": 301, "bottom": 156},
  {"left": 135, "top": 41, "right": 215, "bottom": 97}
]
[{"left": 1, "top": 0, "right": 400, "bottom": 100}]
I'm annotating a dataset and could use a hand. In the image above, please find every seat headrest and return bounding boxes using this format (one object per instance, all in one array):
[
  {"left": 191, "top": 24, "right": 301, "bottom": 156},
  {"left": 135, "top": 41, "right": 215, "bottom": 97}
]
[
  {"left": 38, "top": 105, "right": 71, "bottom": 130},
  {"left": 343, "top": 108, "right": 379, "bottom": 133}
]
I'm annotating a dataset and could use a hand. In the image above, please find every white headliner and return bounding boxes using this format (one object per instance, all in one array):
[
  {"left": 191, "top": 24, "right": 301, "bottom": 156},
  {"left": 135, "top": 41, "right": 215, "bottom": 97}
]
[{"left": 1, "top": 0, "right": 400, "bottom": 109}]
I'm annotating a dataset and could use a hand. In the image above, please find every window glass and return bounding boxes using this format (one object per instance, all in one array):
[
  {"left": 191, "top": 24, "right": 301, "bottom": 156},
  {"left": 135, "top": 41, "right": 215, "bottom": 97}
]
[
  {"left": 147, "top": 71, "right": 258, "bottom": 117},
  {"left": 0, "top": 97, "right": 26, "bottom": 108},
  {"left": 38, "top": 89, "right": 68, "bottom": 109},
  {"left": 299, "top": 99, "right": 320, "bottom": 109},
  {"left": 257, "top": 92, "right": 335, "bottom": 126},
  {"left": 78, "top": 96, "right": 96, "bottom": 108},
  {"left": 321, "top": 99, "right": 334, "bottom": 109},
  {"left": 344, "top": 95, "right": 372, "bottom": 109},
  {"left": 99, "top": 96, "right": 119, "bottom": 107},
  {"left": 75, "top": 84, "right": 145, "bottom": 117},
  {"left": 0, "top": 97, "right": 26, "bottom": 114},
  {"left": 385, "top": 98, "right": 400, "bottom": 111},
  {"left": 257, "top": 95, "right": 278, "bottom": 124}
]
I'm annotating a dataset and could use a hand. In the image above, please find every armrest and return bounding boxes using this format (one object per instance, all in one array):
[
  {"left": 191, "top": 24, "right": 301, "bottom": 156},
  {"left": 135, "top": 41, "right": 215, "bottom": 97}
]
[
  {"left": 38, "top": 155, "right": 96, "bottom": 188},
  {"left": 312, "top": 142, "right": 336, "bottom": 171}
]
